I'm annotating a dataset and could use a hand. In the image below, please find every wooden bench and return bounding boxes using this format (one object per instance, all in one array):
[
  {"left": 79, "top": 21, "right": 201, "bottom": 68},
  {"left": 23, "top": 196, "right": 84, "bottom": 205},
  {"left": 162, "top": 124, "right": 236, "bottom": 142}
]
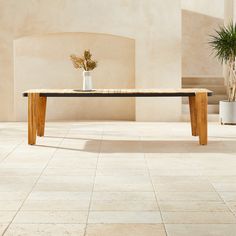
[{"left": 23, "top": 89, "right": 213, "bottom": 145}]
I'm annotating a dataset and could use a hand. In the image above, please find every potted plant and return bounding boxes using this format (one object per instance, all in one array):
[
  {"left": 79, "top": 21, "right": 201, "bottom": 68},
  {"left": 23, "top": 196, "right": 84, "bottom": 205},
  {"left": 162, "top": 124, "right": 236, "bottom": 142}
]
[
  {"left": 209, "top": 22, "right": 236, "bottom": 125},
  {"left": 70, "top": 50, "right": 97, "bottom": 90}
]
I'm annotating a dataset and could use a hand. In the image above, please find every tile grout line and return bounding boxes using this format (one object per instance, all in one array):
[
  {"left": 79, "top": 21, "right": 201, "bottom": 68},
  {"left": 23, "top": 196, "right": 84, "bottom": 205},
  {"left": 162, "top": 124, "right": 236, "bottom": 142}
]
[
  {"left": 83, "top": 127, "right": 104, "bottom": 236},
  {"left": 2, "top": 123, "right": 236, "bottom": 233},
  {"left": 1, "top": 125, "right": 71, "bottom": 236},
  {"left": 205, "top": 176, "right": 236, "bottom": 219},
  {"left": 197, "top": 164, "right": 236, "bottom": 218},
  {"left": 140, "top": 136, "right": 168, "bottom": 236},
  {"left": 0, "top": 139, "right": 25, "bottom": 164}
]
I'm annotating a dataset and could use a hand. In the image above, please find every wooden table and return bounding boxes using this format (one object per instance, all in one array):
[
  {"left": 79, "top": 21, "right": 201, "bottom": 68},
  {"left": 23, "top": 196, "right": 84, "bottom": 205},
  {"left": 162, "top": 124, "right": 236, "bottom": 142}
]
[{"left": 23, "top": 89, "right": 213, "bottom": 145}]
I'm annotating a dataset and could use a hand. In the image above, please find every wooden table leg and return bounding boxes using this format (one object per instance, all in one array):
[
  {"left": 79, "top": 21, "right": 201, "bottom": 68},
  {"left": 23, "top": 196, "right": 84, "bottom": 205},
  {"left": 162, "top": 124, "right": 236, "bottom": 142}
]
[
  {"left": 28, "top": 93, "right": 39, "bottom": 145},
  {"left": 37, "top": 96, "right": 47, "bottom": 137},
  {"left": 189, "top": 96, "right": 198, "bottom": 136},
  {"left": 196, "top": 92, "right": 208, "bottom": 145}
]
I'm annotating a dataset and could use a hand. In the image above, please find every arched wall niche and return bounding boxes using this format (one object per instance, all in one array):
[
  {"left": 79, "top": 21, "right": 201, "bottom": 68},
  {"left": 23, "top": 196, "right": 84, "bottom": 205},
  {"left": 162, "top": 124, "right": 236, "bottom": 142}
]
[
  {"left": 1, "top": 0, "right": 181, "bottom": 122},
  {"left": 14, "top": 32, "right": 135, "bottom": 121}
]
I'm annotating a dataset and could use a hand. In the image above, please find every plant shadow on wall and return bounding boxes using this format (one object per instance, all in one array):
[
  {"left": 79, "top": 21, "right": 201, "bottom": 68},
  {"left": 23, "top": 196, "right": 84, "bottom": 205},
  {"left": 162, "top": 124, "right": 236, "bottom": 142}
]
[{"left": 209, "top": 22, "right": 236, "bottom": 125}]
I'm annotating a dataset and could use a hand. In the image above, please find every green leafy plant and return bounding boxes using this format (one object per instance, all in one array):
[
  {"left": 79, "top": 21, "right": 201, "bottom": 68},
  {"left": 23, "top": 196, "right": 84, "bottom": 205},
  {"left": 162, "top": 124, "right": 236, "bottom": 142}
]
[
  {"left": 209, "top": 22, "right": 236, "bottom": 102},
  {"left": 70, "top": 50, "right": 97, "bottom": 71}
]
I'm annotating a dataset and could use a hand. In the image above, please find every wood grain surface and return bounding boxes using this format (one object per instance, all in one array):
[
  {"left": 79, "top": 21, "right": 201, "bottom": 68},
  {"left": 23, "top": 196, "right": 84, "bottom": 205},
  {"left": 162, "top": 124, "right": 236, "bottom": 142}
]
[{"left": 23, "top": 88, "right": 213, "bottom": 97}]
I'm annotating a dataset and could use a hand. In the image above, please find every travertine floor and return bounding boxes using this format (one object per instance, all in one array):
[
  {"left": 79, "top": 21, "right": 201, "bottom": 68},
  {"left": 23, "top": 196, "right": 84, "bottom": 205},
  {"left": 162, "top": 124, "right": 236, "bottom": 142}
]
[{"left": 0, "top": 122, "right": 236, "bottom": 236}]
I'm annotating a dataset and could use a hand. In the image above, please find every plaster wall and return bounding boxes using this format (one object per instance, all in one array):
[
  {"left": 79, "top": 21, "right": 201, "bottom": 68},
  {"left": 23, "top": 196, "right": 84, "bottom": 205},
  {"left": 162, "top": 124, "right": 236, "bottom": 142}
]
[
  {"left": 182, "top": 10, "right": 223, "bottom": 77},
  {"left": 14, "top": 33, "right": 135, "bottom": 121},
  {"left": 225, "top": 0, "right": 236, "bottom": 23},
  {"left": 181, "top": 0, "right": 224, "bottom": 19},
  {"left": 0, "top": 0, "right": 181, "bottom": 121}
]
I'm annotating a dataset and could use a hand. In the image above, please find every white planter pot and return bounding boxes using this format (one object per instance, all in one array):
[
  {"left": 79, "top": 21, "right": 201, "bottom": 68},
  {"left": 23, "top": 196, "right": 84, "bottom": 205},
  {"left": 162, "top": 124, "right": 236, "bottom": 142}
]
[
  {"left": 219, "top": 100, "right": 236, "bottom": 125},
  {"left": 82, "top": 71, "right": 92, "bottom": 90}
]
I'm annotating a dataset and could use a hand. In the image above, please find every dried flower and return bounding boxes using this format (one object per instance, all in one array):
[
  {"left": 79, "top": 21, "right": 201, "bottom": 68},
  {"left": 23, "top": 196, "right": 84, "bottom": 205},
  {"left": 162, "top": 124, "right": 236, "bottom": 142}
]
[{"left": 70, "top": 50, "right": 97, "bottom": 71}]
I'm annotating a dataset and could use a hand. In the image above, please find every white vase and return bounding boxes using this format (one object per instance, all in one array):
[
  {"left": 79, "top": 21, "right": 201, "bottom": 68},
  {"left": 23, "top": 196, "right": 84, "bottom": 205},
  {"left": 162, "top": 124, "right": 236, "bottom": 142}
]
[
  {"left": 83, "top": 71, "right": 92, "bottom": 90},
  {"left": 219, "top": 100, "right": 236, "bottom": 125}
]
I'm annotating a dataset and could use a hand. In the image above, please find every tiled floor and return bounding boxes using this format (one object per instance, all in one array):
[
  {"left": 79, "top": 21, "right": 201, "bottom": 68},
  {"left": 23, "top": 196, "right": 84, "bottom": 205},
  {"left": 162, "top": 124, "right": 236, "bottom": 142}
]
[{"left": 0, "top": 121, "right": 236, "bottom": 236}]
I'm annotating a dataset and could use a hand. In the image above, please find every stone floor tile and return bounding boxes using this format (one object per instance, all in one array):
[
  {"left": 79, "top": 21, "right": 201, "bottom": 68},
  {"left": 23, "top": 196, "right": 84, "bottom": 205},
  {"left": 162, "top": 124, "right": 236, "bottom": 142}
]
[
  {"left": 28, "top": 191, "right": 91, "bottom": 201},
  {"left": 146, "top": 158, "right": 198, "bottom": 170},
  {"left": 92, "top": 192, "right": 156, "bottom": 201},
  {"left": 225, "top": 202, "right": 236, "bottom": 213},
  {"left": 218, "top": 192, "right": 236, "bottom": 201},
  {"left": 34, "top": 176, "right": 94, "bottom": 192},
  {"left": 1, "top": 122, "right": 236, "bottom": 234},
  {"left": 0, "top": 211, "right": 16, "bottom": 223},
  {"left": 4, "top": 223, "right": 85, "bottom": 236},
  {"left": 88, "top": 211, "right": 162, "bottom": 223},
  {"left": 97, "top": 157, "right": 146, "bottom": 169},
  {"left": 162, "top": 212, "right": 236, "bottom": 224},
  {"left": 157, "top": 191, "right": 221, "bottom": 201},
  {"left": 86, "top": 224, "right": 166, "bottom": 236},
  {"left": 151, "top": 176, "right": 208, "bottom": 183},
  {"left": 21, "top": 199, "right": 90, "bottom": 211},
  {"left": 0, "top": 192, "right": 28, "bottom": 201},
  {"left": 213, "top": 183, "right": 236, "bottom": 192},
  {"left": 13, "top": 211, "right": 88, "bottom": 224},
  {"left": 154, "top": 183, "right": 215, "bottom": 192},
  {"left": 94, "top": 176, "right": 153, "bottom": 192},
  {"left": 90, "top": 200, "right": 159, "bottom": 211},
  {"left": 0, "top": 201, "right": 23, "bottom": 211},
  {"left": 100, "top": 140, "right": 143, "bottom": 153},
  {"left": 0, "top": 167, "right": 42, "bottom": 176},
  {"left": 48, "top": 157, "right": 98, "bottom": 169},
  {"left": 0, "top": 224, "right": 8, "bottom": 235},
  {"left": 43, "top": 168, "right": 96, "bottom": 176},
  {"left": 207, "top": 176, "right": 236, "bottom": 183},
  {"left": 149, "top": 169, "right": 202, "bottom": 176},
  {"left": 165, "top": 224, "right": 236, "bottom": 236},
  {"left": 96, "top": 168, "right": 149, "bottom": 176},
  {"left": 159, "top": 201, "right": 229, "bottom": 212},
  {"left": 53, "top": 149, "right": 99, "bottom": 158},
  {"left": 200, "top": 169, "right": 236, "bottom": 176}
]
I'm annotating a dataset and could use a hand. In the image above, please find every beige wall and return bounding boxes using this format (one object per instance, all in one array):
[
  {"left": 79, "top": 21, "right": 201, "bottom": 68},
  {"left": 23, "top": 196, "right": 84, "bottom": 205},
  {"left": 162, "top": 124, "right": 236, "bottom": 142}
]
[
  {"left": 225, "top": 0, "right": 236, "bottom": 23},
  {"left": 0, "top": 0, "right": 181, "bottom": 121},
  {"left": 182, "top": 10, "right": 223, "bottom": 77},
  {"left": 182, "top": 0, "right": 224, "bottom": 18},
  {"left": 14, "top": 33, "right": 135, "bottom": 121}
]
